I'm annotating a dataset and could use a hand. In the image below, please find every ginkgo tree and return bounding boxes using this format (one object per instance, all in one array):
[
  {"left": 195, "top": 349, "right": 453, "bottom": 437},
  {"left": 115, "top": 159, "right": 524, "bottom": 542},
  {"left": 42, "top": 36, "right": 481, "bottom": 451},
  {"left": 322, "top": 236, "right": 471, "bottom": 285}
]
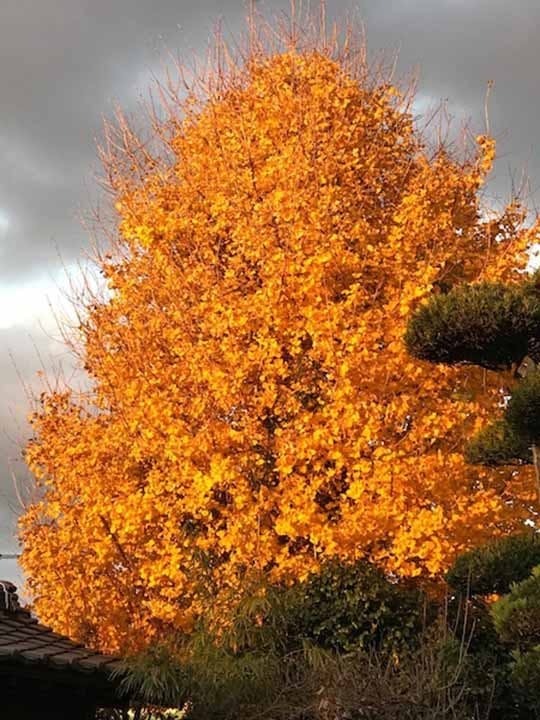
[{"left": 20, "top": 9, "right": 540, "bottom": 653}]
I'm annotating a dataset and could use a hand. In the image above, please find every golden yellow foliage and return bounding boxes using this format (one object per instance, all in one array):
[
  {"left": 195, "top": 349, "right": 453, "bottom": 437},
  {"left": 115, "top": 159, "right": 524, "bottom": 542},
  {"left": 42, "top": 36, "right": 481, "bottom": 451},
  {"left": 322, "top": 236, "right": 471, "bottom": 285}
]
[{"left": 20, "top": 15, "right": 539, "bottom": 653}]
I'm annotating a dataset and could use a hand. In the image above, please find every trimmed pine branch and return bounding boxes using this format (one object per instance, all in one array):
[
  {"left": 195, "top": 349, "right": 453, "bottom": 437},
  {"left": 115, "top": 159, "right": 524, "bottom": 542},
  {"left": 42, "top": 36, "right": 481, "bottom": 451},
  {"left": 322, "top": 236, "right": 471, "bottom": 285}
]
[{"left": 405, "top": 283, "right": 540, "bottom": 370}]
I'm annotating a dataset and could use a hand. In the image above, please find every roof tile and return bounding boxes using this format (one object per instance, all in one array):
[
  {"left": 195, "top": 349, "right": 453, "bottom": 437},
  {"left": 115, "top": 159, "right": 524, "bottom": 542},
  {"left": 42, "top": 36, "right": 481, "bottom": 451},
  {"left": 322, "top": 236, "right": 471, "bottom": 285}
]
[{"left": 0, "top": 606, "right": 123, "bottom": 677}]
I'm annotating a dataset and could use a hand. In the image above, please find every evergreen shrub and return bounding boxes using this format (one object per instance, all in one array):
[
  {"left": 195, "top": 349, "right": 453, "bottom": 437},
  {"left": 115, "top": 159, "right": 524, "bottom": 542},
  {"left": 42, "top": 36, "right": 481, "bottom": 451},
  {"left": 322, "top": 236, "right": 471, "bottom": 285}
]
[
  {"left": 405, "top": 283, "right": 540, "bottom": 369},
  {"left": 506, "top": 371, "right": 540, "bottom": 444},
  {"left": 447, "top": 533, "right": 540, "bottom": 597}
]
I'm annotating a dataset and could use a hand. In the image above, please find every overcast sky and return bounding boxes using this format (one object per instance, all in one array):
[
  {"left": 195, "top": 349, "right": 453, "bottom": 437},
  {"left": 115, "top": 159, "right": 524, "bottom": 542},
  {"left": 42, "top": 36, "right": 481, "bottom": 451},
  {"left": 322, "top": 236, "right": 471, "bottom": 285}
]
[{"left": 1, "top": 0, "right": 539, "bottom": 586}]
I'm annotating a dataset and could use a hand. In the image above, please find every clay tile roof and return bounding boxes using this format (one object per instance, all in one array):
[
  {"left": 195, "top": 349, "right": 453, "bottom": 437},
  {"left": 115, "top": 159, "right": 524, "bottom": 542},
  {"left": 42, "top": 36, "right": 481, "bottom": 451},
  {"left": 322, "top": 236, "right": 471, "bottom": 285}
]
[{"left": 0, "top": 581, "right": 123, "bottom": 679}]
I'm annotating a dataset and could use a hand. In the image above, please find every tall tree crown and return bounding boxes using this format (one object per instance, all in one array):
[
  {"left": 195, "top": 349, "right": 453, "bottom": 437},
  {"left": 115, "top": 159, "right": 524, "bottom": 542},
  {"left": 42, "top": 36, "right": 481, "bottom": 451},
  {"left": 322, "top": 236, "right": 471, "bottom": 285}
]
[{"left": 20, "top": 16, "right": 538, "bottom": 652}]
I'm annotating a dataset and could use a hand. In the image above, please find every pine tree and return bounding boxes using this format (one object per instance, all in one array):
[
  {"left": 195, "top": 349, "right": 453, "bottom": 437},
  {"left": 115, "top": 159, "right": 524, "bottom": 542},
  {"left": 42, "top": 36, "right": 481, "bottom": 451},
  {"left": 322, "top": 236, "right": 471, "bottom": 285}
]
[{"left": 405, "top": 273, "right": 540, "bottom": 494}]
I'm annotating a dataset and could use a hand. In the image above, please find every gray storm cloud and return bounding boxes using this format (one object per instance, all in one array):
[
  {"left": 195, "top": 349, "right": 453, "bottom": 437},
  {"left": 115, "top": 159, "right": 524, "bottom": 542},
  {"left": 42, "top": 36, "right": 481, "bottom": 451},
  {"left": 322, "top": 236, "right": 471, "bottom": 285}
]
[{"left": 0, "top": 0, "right": 538, "bottom": 582}]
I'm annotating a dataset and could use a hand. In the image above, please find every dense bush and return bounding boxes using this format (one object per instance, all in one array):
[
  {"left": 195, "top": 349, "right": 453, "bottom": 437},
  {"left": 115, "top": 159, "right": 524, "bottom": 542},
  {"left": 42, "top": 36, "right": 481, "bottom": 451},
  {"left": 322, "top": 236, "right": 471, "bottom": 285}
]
[
  {"left": 114, "top": 562, "right": 432, "bottom": 718},
  {"left": 110, "top": 551, "right": 540, "bottom": 720},
  {"left": 116, "top": 636, "right": 283, "bottom": 720},
  {"left": 405, "top": 282, "right": 540, "bottom": 370},
  {"left": 446, "top": 533, "right": 540, "bottom": 596},
  {"left": 117, "top": 622, "right": 507, "bottom": 720},
  {"left": 492, "top": 566, "right": 540, "bottom": 648},
  {"left": 489, "top": 565, "right": 540, "bottom": 716},
  {"left": 511, "top": 647, "right": 540, "bottom": 714},
  {"left": 283, "top": 559, "right": 428, "bottom": 654},
  {"left": 114, "top": 558, "right": 535, "bottom": 719},
  {"left": 107, "top": 550, "right": 540, "bottom": 719}
]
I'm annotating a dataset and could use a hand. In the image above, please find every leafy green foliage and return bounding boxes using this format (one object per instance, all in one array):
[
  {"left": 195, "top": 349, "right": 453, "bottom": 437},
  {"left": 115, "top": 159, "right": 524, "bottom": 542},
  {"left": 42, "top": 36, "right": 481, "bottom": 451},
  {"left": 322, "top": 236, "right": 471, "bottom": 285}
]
[
  {"left": 492, "top": 567, "right": 540, "bottom": 648},
  {"left": 284, "top": 559, "right": 428, "bottom": 654},
  {"left": 405, "top": 282, "right": 540, "bottom": 370},
  {"left": 115, "top": 560, "right": 540, "bottom": 720},
  {"left": 116, "top": 633, "right": 283, "bottom": 720},
  {"left": 112, "top": 644, "right": 190, "bottom": 708},
  {"left": 118, "top": 558, "right": 540, "bottom": 719},
  {"left": 443, "top": 539, "right": 540, "bottom": 717},
  {"left": 446, "top": 533, "right": 540, "bottom": 596},
  {"left": 506, "top": 370, "right": 540, "bottom": 445},
  {"left": 119, "top": 620, "right": 510, "bottom": 720},
  {"left": 490, "top": 567, "right": 540, "bottom": 715},
  {"left": 465, "top": 419, "right": 532, "bottom": 466},
  {"left": 511, "top": 647, "right": 540, "bottom": 711},
  {"left": 116, "top": 562, "right": 431, "bottom": 718}
]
